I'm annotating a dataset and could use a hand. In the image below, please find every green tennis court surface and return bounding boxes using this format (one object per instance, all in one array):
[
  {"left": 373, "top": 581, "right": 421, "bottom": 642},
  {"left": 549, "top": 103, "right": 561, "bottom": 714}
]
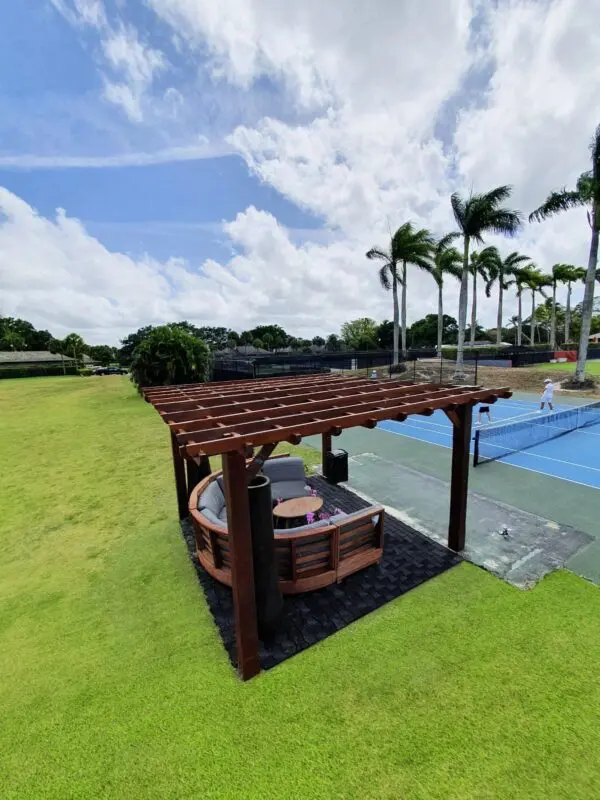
[{"left": 307, "top": 392, "right": 600, "bottom": 586}]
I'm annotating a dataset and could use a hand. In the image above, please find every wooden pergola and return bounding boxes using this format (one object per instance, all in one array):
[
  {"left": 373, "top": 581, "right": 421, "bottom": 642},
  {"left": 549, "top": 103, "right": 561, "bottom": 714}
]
[{"left": 144, "top": 373, "right": 511, "bottom": 679}]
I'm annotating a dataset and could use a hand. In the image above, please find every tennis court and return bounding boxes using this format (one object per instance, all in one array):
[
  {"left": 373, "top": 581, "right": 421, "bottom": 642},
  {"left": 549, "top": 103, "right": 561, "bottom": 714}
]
[{"left": 378, "top": 396, "right": 600, "bottom": 490}]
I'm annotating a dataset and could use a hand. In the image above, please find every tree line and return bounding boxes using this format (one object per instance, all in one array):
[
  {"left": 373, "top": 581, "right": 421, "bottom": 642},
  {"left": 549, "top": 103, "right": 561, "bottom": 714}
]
[{"left": 367, "top": 123, "right": 600, "bottom": 383}]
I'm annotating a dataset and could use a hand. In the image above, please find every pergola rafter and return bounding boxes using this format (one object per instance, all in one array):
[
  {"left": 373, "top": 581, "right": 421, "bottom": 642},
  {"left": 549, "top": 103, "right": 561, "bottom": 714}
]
[{"left": 144, "top": 373, "right": 512, "bottom": 680}]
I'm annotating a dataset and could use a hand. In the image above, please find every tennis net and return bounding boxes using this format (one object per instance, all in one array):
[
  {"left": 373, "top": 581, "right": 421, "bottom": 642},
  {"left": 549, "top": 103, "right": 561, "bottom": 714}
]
[{"left": 473, "top": 401, "right": 600, "bottom": 466}]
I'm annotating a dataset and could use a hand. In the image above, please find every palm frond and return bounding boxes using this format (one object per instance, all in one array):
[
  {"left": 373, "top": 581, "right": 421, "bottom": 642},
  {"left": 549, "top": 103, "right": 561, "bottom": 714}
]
[
  {"left": 443, "top": 261, "right": 463, "bottom": 281},
  {"left": 379, "top": 265, "right": 392, "bottom": 291},
  {"left": 391, "top": 221, "right": 434, "bottom": 269},
  {"left": 528, "top": 189, "right": 584, "bottom": 222},
  {"left": 487, "top": 209, "right": 522, "bottom": 236},
  {"left": 412, "top": 257, "right": 434, "bottom": 273},
  {"left": 366, "top": 247, "right": 392, "bottom": 263},
  {"left": 480, "top": 184, "right": 513, "bottom": 206},
  {"left": 450, "top": 193, "right": 466, "bottom": 233},
  {"left": 503, "top": 252, "right": 531, "bottom": 273},
  {"left": 435, "top": 232, "right": 460, "bottom": 253},
  {"left": 452, "top": 185, "right": 521, "bottom": 240},
  {"left": 591, "top": 123, "right": 600, "bottom": 181}
]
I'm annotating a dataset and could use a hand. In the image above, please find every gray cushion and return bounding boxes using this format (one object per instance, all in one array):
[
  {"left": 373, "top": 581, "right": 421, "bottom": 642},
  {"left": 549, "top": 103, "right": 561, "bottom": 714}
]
[
  {"left": 279, "top": 519, "right": 329, "bottom": 534},
  {"left": 332, "top": 506, "right": 381, "bottom": 527},
  {"left": 200, "top": 507, "right": 227, "bottom": 529},
  {"left": 199, "top": 480, "right": 225, "bottom": 515},
  {"left": 262, "top": 457, "right": 305, "bottom": 483},
  {"left": 328, "top": 512, "right": 347, "bottom": 524},
  {"left": 218, "top": 507, "right": 228, "bottom": 525},
  {"left": 271, "top": 480, "right": 308, "bottom": 502}
]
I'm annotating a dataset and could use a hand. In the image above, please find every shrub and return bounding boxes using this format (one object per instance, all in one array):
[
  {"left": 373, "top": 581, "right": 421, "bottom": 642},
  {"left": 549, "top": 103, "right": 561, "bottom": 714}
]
[
  {"left": 389, "top": 362, "right": 407, "bottom": 375},
  {"left": 130, "top": 325, "right": 210, "bottom": 390},
  {"left": 0, "top": 365, "right": 78, "bottom": 379}
]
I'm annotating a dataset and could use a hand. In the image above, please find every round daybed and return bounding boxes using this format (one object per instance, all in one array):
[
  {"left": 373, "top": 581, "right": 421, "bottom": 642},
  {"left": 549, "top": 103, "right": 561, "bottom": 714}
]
[{"left": 188, "top": 456, "right": 385, "bottom": 595}]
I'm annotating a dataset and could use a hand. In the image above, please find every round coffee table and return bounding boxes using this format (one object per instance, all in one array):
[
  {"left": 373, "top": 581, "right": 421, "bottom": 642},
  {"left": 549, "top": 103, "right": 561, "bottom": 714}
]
[{"left": 273, "top": 496, "right": 323, "bottom": 529}]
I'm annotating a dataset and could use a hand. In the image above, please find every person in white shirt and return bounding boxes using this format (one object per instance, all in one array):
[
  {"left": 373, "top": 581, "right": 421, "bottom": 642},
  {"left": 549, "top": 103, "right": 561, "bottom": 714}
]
[{"left": 540, "top": 378, "right": 554, "bottom": 411}]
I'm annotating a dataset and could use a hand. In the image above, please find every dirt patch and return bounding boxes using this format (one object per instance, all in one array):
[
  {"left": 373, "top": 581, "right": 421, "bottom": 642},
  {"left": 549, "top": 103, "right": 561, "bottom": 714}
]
[{"left": 475, "top": 365, "right": 600, "bottom": 398}]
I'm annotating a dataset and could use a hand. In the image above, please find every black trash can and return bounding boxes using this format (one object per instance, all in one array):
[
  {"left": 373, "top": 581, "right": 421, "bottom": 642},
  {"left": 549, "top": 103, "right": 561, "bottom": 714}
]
[
  {"left": 247, "top": 474, "right": 283, "bottom": 641},
  {"left": 324, "top": 448, "right": 348, "bottom": 484}
]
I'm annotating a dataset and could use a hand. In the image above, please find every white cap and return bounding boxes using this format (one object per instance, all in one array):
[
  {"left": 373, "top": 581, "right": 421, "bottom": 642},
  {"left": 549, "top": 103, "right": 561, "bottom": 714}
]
[{"left": 544, "top": 378, "right": 551, "bottom": 383}]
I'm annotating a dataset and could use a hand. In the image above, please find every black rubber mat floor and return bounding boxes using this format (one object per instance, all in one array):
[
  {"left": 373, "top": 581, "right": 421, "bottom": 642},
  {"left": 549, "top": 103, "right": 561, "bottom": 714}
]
[{"left": 180, "top": 476, "right": 462, "bottom": 672}]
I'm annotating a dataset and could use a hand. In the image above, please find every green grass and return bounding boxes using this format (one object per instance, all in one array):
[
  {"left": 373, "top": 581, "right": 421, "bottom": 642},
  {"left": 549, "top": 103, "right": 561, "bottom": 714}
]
[
  {"left": 2, "top": 376, "right": 600, "bottom": 799},
  {"left": 535, "top": 359, "right": 600, "bottom": 375}
]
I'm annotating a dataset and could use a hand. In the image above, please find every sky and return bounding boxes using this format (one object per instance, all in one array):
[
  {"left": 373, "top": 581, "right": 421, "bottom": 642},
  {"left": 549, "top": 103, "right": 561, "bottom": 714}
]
[{"left": 0, "top": 0, "right": 599, "bottom": 346}]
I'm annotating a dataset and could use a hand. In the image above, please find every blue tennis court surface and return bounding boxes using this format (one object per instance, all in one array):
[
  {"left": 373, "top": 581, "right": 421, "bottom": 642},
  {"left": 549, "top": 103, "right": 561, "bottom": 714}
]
[{"left": 378, "top": 397, "right": 600, "bottom": 490}]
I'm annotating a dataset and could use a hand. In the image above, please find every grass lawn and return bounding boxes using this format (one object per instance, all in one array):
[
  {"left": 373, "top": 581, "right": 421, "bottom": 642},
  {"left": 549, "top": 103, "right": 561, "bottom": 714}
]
[
  {"left": 2, "top": 376, "right": 600, "bottom": 799},
  {"left": 535, "top": 360, "right": 600, "bottom": 375}
]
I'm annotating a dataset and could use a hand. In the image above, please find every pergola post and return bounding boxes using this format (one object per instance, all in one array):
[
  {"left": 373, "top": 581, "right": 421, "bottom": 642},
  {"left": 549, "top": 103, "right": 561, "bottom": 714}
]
[
  {"left": 322, "top": 431, "right": 332, "bottom": 475},
  {"left": 447, "top": 403, "right": 473, "bottom": 551},
  {"left": 170, "top": 429, "right": 189, "bottom": 520},
  {"left": 221, "top": 450, "right": 261, "bottom": 681},
  {"left": 186, "top": 455, "right": 211, "bottom": 499}
]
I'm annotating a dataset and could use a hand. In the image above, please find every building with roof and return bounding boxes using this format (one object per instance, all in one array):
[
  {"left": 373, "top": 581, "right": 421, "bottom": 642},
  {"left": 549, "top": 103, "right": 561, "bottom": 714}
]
[{"left": 0, "top": 350, "right": 75, "bottom": 369}]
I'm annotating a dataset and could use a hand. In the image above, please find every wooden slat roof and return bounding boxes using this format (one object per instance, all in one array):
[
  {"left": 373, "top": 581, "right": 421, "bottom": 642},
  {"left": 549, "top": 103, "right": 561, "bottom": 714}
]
[{"left": 144, "top": 374, "right": 511, "bottom": 458}]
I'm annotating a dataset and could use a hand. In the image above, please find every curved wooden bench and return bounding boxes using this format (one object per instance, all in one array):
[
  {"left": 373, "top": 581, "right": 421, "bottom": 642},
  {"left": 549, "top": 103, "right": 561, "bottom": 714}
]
[{"left": 188, "top": 469, "right": 384, "bottom": 594}]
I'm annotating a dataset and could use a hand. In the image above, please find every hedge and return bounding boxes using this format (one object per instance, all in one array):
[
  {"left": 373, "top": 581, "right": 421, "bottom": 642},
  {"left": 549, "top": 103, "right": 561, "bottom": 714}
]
[
  {"left": 0, "top": 365, "right": 79, "bottom": 379},
  {"left": 440, "top": 347, "right": 503, "bottom": 360}
]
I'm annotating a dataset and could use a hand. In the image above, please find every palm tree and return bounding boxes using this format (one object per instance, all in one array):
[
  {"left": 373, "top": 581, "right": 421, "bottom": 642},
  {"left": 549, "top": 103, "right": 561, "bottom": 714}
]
[
  {"left": 529, "top": 124, "right": 600, "bottom": 382},
  {"left": 508, "top": 267, "right": 535, "bottom": 346},
  {"left": 430, "top": 235, "right": 462, "bottom": 352},
  {"left": 392, "top": 223, "right": 435, "bottom": 356},
  {"left": 522, "top": 268, "right": 552, "bottom": 345},
  {"left": 485, "top": 250, "right": 532, "bottom": 345},
  {"left": 366, "top": 240, "right": 401, "bottom": 365},
  {"left": 549, "top": 264, "right": 583, "bottom": 348},
  {"left": 367, "top": 222, "right": 433, "bottom": 363},
  {"left": 451, "top": 186, "right": 522, "bottom": 375},
  {"left": 468, "top": 247, "right": 499, "bottom": 345}
]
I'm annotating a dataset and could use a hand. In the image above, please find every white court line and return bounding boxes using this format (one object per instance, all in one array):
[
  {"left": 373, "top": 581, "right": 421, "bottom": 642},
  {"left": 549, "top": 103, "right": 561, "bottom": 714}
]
[
  {"left": 573, "top": 427, "right": 600, "bottom": 438},
  {"left": 483, "top": 458, "right": 600, "bottom": 491},
  {"left": 480, "top": 409, "right": 544, "bottom": 427},
  {"left": 396, "top": 406, "right": 541, "bottom": 434},
  {"left": 481, "top": 441, "right": 600, "bottom": 473},
  {"left": 379, "top": 421, "right": 452, "bottom": 448},
  {"left": 380, "top": 418, "right": 600, "bottom": 488},
  {"left": 507, "top": 449, "right": 600, "bottom": 473}
]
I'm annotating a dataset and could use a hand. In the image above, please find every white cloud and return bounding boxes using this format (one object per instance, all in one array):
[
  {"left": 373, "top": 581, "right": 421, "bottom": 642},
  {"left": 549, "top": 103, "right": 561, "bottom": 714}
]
[
  {"left": 101, "top": 23, "right": 167, "bottom": 121},
  {"left": 9, "top": 0, "right": 597, "bottom": 343},
  {"left": 50, "top": 0, "right": 167, "bottom": 121},
  {"left": 143, "top": 0, "right": 595, "bottom": 330},
  {"left": 0, "top": 189, "right": 415, "bottom": 344},
  {"left": 0, "top": 142, "right": 232, "bottom": 169}
]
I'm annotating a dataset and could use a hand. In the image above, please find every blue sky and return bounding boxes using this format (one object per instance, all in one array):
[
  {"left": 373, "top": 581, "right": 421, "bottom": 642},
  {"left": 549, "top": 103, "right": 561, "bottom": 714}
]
[
  {"left": 0, "top": 1, "right": 321, "bottom": 264},
  {"left": 0, "top": 0, "right": 596, "bottom": 344}
]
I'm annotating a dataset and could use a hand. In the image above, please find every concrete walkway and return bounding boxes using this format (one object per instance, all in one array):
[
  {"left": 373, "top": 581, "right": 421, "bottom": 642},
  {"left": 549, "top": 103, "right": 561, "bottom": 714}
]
[{"left": 306, "top": 426, "right": 597, "bottom": 588}]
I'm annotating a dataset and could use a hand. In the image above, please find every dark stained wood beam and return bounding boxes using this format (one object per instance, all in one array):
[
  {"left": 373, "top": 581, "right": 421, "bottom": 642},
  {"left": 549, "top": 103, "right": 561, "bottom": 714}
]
[
  {"left": 152, "top": 378, "right": 437, "bottom": 414},
  {"left": 246, "top": 443, "right": 277, "bottom": 479},
  {"left": 322, "top": 431, "right": 332, "bottom": 475},
  {"left": 221, "top": 450, "right": 261, "bottom": 681},
  {"left": 447, "top": 402, "right": 473, "bottom": 552},
  {"left": 185, "top": 456, "right": 209, "bottom": 499},
  {"left": 171, "top": 386, "right": 483, "bottom": 441},
  {"left": 170, "top": 429, "right": 189, "bottom": 520},
  {"left": 179, "top": 387, "right": 511, "bottom": 457}
]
